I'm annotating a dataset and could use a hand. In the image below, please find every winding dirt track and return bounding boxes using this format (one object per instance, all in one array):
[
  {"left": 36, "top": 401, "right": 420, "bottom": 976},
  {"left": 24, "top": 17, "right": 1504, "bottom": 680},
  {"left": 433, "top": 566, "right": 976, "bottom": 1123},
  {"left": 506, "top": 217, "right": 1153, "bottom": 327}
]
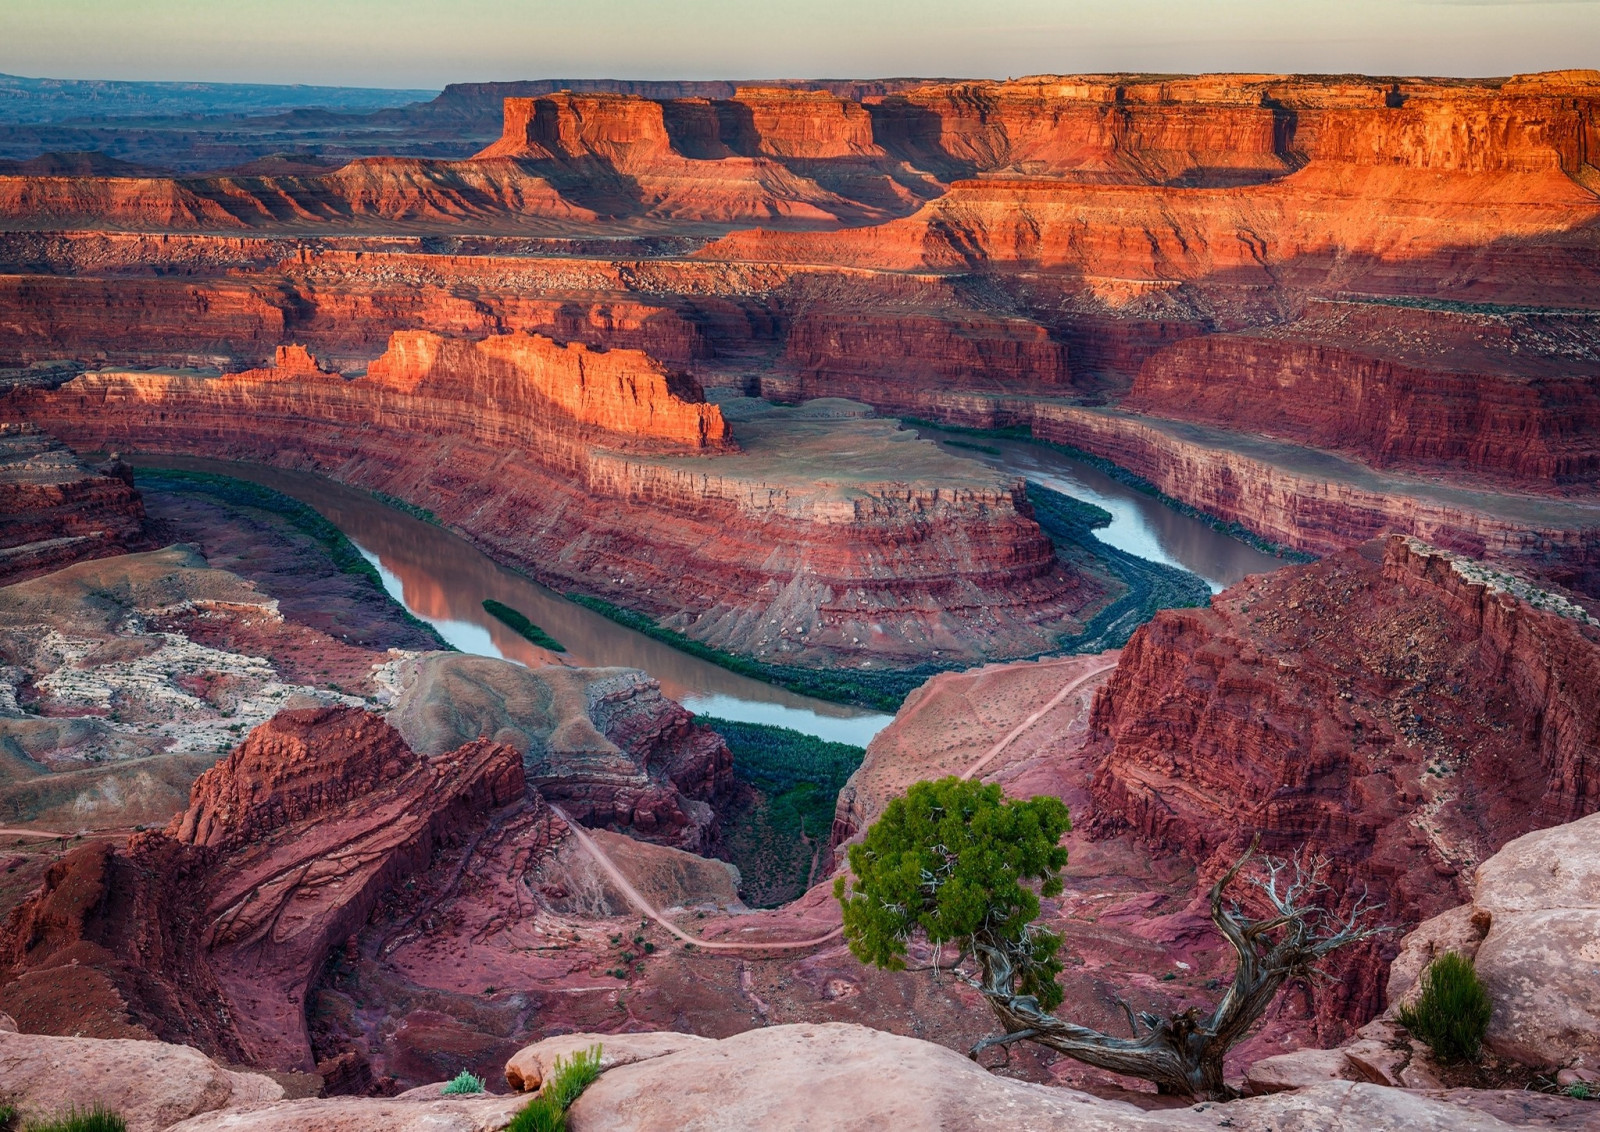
[{"left": 550, "top": 659, "right": 1119, "bottom": 953}]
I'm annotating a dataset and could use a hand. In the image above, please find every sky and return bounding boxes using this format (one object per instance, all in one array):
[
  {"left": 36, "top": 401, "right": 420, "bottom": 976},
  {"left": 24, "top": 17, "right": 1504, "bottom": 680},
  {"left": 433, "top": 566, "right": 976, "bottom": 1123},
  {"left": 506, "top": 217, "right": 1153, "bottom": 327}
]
[{"left": 2, "top": 0, "right": 1597, "bottom": 90}]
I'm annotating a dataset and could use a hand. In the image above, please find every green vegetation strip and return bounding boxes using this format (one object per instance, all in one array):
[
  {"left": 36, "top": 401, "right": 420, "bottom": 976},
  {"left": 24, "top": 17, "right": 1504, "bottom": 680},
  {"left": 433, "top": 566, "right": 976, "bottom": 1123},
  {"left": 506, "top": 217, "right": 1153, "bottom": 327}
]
[
  {"left": 482, "top": 598, "right": 566, "bottom": 652},
  {"left": 11, "top": 1105, "right": 128, "bottom": 1132},
  {"left": 134, "top": 467, "right": 449, "bottom": 649},
  {"left": 370, "top": 489, "right": 440, "bottom": 525},
  {"left": 1027, "top": 481, "right": 1212, "bottom": 653},
  {"left": 698, "top": 715, "right": 866, "bottom": 908},
  {"left": 565, "top": 594, "right": 935, "bottom": 711}
]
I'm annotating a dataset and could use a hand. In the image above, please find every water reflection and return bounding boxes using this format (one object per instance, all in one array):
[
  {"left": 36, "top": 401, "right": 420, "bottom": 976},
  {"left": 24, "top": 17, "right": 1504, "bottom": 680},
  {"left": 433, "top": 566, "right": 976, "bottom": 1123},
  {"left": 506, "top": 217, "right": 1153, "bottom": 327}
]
[
  {"left": 915, "top": 429, "right": 1287, "bottom": 593},
  {"left": 138, "top": 457, "right": 895, "bottom": 747}
]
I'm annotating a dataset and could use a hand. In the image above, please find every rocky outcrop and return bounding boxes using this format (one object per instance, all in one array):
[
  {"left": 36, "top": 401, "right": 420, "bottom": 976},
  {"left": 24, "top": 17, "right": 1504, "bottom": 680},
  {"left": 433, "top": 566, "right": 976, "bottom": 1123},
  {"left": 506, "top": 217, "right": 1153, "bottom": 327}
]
[
  {"left": 1124, "top": 302, "right": 1600, "bottom": 488},
  {"left": 361, "top": 330, "right": 730, "bottom": 449},
  {"left": 1085, "top": 536, "right": 1600, "bottom": 1032},
  {"left": 1392, "top": 812, "right": 1600, "bottom": 1074},
  {"left": 165, "top": 707, "right": 526, "bottom": 1070},
  {"left": 383, "top": 653, "right": 733, "bottom": 851},
  {"left": 0, "top": 705, "right": 538, "bottom": 1073},
  {"left": 0, "top": 423, "right": 148, "bottom": 584},
  {"left": 540, "top": 1023, "right": 1584, "bottom": 1131},
  {"left": 10, "top": 362, "right": 1098, "bottom": 672},
  {"left": 0, "top": 1030, "right": 283, "bottom": 1132}
]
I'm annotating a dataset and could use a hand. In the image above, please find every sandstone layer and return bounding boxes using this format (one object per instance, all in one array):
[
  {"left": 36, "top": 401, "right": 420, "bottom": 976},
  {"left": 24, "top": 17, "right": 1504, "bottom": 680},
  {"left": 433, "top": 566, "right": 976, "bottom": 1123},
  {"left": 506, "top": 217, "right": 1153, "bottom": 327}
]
[
  {"left": 9, "top": 350, "right": 1101, "bottom": 672},
  {"left": 1390, "top": 811, "right": 1600, "bottom": 1074},
  {"left": 0, "top": 423, "right": 148, "bottom": 584}
]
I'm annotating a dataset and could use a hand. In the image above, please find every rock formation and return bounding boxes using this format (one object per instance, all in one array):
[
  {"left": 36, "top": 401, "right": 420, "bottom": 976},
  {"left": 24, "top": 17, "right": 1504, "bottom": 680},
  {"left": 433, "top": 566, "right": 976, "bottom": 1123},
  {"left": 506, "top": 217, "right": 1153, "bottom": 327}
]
[
  {"left": 0, "top": 423, "right": 148, "bottom": 584},
  {"left": 1085, "top": 536, "right": 1600, "bottom": 1031},
  {"left": 384, "top": 652, "right": 733, "bottom": 851},
  {"left": 0, "top": 1028, "right": 284, "bottom": 1132},
  {"left": 0, "top": 704, "right": 535, "bottom": 1072},
  {"left": 1390, "top": 811, "right": 1600, "bottom": 1075},
  {"left": 9, "top": 351, "right": 1101, "bottom": 673}
]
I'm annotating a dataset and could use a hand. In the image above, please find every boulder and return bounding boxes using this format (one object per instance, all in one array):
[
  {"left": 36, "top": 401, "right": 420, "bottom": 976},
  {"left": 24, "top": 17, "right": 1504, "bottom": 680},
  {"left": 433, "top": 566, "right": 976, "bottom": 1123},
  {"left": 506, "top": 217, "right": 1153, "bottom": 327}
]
[
  {"left": 1475, "top": 907, "right": 1600, "bottom": 1070},
  {"left": 165, "top": 1095, "right": 526, "bottom": 1131},
  {"left": 556, "top": 1022, "right": 1568, "bottom": 1131},
  {"left": 504, "top": 1030, "right": 712, "bottom": 1093},
  {"left": 1473, "top": 814, "right": 1600, "bottom": 916},
  {"left": 1385, "top": 903, "right": 1490, "bottom": 1007},
  {"left": 0, "top": 1031, "right": 282, "bottom": 1132},
  {"left": 1387, "top": 811, "right": 1600, "bottom": 1072},
  {"left": 1241, "top": 1046, "right": 1358, "bottom": 1094}
]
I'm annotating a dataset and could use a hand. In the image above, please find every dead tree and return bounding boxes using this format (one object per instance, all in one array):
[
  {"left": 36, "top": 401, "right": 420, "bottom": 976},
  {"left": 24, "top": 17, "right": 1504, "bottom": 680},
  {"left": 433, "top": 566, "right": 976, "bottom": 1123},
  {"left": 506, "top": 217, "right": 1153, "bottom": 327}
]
[{"left": 964, "top": 840, "right": 1390, "bottom": 1099}]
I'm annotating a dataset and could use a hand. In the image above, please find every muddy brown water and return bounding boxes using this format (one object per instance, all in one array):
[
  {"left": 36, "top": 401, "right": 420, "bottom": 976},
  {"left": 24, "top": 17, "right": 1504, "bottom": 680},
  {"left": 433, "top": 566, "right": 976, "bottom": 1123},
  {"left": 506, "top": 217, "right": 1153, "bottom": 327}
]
[
  {"left": 136, "top": 457, "right": 896, "bottom": 745},
  {"left": 136, "top": 439, "right": 1285, "bottom": 744}
]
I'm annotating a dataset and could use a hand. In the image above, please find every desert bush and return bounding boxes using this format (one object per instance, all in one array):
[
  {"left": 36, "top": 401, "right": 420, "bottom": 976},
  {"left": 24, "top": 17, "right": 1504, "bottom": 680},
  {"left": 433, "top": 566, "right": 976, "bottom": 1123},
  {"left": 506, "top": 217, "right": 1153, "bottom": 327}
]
[
  {"left": 507, "top": 1045, "right": 603, "bottom": 1132},
  {"left": 1398, "top": 951, "right": 1493, "bottom": 1063},
  {"left": 440, "top": 1069, "right": 485, "bottom": 1095},
  {"left": 23, "top": 1106, "right": 128, "bottom": 1132}
]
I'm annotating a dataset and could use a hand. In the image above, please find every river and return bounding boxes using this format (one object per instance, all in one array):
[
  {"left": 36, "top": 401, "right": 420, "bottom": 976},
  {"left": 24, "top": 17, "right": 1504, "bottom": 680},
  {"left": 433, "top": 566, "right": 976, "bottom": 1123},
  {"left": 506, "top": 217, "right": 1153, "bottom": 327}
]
[
  {"left": 913, "top": 427, "right": 1286, "bottom": 592},
  {"left": 142, "top": 438, "right": 1284, "bottom": 746}
]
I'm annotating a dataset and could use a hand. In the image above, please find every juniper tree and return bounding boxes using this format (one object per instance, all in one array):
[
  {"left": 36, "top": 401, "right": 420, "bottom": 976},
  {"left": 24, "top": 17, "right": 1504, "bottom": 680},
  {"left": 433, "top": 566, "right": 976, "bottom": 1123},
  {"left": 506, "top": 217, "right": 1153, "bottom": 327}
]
[{"left": 836, "top": 776, "right": 1389, "bottom": 1100}]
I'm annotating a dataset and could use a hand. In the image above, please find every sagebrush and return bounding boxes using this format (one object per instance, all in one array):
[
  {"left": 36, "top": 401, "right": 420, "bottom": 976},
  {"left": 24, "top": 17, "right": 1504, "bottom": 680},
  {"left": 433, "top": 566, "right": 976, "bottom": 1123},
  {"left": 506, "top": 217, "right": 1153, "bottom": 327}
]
[
  {"left": 440, "top": 1069, "right": 485, "bottom": 1095},
  {"left": 1398, "top": 951, "right": 1492, "bottom": 1063}
]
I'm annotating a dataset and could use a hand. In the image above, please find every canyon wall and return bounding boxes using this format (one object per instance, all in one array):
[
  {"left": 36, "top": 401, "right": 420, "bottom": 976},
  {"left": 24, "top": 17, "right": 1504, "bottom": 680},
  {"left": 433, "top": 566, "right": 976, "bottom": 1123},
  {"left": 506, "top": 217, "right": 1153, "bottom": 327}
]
[
  {"left": 1028, "top": 402, "right": 1600, "bottom": 594},
  {"left": 1124, "top": 302, "right": 1600, "bottom": 487},
  {"left": 1084, "top": 536, "right": 1600, "bottom": 1026},
  {"left": 3, "top": 71, "right": 1598, "bottom": 620},
  {"left": 0, "top": 423, "right": 148, "bottom": 584},
  {"left": 6, "top": 342, "right": 1097, "bottom": 671}
]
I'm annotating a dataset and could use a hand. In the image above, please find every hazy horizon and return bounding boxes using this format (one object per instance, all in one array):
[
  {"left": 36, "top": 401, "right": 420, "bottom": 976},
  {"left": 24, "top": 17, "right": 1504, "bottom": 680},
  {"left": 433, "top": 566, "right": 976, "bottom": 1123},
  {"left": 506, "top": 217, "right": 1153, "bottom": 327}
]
[{"left": 3, "top": 0, "right": 1597, "bottom": 90}]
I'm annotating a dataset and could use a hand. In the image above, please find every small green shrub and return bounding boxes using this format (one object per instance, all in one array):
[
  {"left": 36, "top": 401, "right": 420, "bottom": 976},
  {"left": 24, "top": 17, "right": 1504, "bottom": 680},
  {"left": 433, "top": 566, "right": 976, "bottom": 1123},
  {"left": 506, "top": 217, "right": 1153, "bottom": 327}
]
[
  {"left": 23, "top": 1105, "right": 128, "bottom": 1132},
  {"left": 0, "top": 1104, "right": 15, "bottom": 1130},
  {"left": 507, "top": 1045, "right": 603, "bottom": 1132},
  {"left": 1398, "top": 951, "right": 1493, "bottom": 1063},
  {"left": 440, "top": 1069, "right": 485, "bottom": 1095}
]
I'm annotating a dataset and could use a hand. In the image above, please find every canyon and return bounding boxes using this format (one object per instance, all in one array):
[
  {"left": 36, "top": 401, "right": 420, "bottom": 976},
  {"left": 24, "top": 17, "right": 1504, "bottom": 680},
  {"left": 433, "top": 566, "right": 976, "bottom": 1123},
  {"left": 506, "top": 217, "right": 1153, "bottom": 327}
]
[{"left": 2, "top": 66, "right": 1600, "bottom": 1129}]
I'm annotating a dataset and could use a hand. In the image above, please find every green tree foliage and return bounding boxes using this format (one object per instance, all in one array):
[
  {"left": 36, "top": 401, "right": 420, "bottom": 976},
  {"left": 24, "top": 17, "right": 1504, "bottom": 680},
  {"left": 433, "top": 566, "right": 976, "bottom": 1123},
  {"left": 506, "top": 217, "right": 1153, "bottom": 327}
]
[
  {"left": 1398, "top": 951, "right": 1493, "bottom": 1064},
  {"left": 834, "top": 777, "right": 1071, "bottom": 1009}
]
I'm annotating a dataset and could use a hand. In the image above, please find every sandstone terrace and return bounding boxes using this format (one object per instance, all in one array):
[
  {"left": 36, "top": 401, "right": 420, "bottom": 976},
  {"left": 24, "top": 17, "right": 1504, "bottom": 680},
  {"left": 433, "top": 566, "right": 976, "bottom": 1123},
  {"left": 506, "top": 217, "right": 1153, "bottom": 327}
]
[{"left": 9, "top": 345, "right": 1109, "bottom": 679}]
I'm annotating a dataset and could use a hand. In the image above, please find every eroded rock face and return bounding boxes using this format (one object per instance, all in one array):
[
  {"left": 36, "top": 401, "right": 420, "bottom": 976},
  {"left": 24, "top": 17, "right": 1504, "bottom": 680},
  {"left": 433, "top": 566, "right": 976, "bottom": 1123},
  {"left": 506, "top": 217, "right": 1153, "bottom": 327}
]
[
  {"left": 1394, "top": 812, "right": 1600, "bottom": 1073},
  {"left": 0, "top": 704, "right": 538, "bottom": 1073},
  {"left": 0, "top": 423, "right": 148, "bottom": 585},
  {"left": 1085, "top": 536, "right": 1600, "bottom": 1033},
  {"left": 0, "top": 1030, "right": 283, "bottom": 1132},
  {"left": 384, "top": 653, "right": 733, "bottom": 851},
  {"left": 13, "top": 356, "right": 1097, "bottom": 673}
]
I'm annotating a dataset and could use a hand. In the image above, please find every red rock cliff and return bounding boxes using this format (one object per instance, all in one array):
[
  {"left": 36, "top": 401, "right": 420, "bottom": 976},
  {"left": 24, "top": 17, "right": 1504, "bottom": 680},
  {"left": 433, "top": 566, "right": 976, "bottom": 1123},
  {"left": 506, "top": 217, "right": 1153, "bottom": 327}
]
[
  {"left": 0, "top": 423, "right": 149, "bottom": 585},
  {"left": 1084, "top": 536, "right": 1600, "bottom": 1029},
  {"left": 362, "top": 330, "right": 731, "bottom": 449}
]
